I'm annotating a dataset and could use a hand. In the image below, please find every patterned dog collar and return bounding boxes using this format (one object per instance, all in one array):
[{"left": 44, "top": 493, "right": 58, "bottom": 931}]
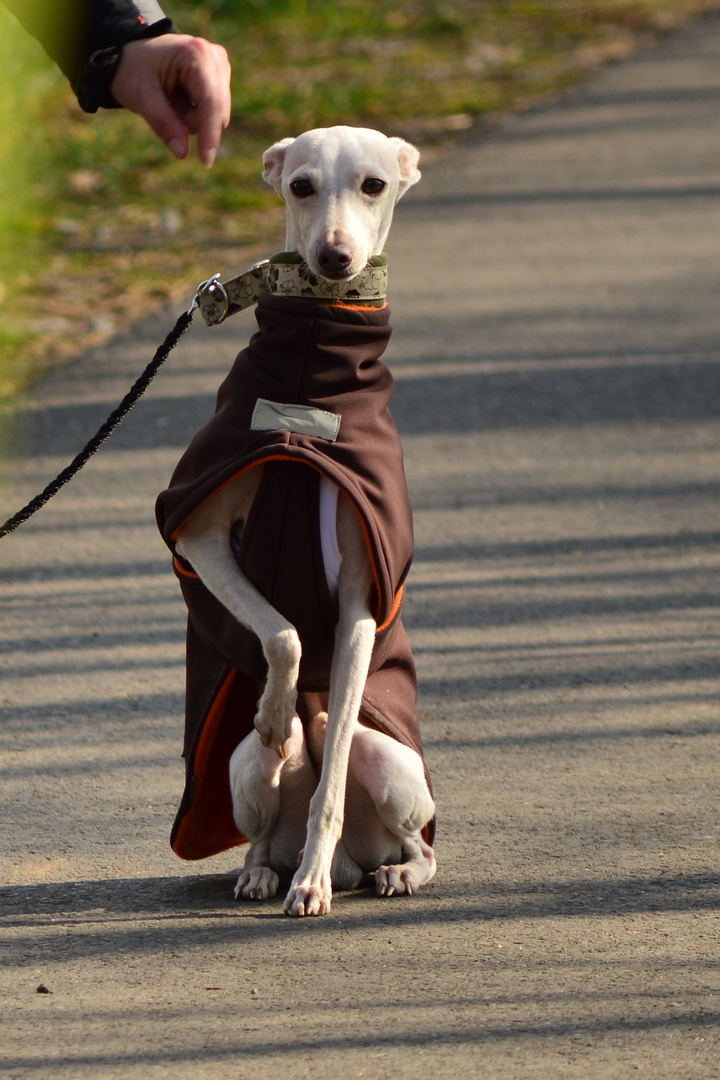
[{"left": 195, "top": 252, "right": 389, "bottom": 326}]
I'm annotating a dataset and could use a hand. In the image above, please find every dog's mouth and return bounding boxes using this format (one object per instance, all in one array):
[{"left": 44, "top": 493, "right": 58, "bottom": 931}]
[
  {"left": 316, "top": 267, "right": 357, "bottom": 282},
  {"left": 302, "top": 259, "right": 361, "bottom": 283}
]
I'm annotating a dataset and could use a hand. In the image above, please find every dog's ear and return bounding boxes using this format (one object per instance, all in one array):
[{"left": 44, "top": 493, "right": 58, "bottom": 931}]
[
  {"left": 389, "top": 137, "right": 421, "bottom": 201},
  {"left": 262, "top": 138, "right": 296, "bottom": 197}
]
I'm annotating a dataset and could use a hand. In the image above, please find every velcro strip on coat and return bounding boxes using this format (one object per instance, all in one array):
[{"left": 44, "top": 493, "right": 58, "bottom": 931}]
[{"left": 251, "top": 398, "right": 341, "bottom": 442}]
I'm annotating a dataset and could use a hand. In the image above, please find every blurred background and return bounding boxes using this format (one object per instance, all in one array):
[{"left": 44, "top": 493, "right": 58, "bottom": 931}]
[{"left": 0, "top": 0, "right": 718, "bottom": 405}]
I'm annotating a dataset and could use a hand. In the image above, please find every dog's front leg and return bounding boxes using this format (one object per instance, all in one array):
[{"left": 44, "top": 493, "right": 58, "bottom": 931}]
[
  {"left": 176, "top": 474, "right": 301, "bottom": 755},
  {"left": 284, "top": 496, "right": 375, "bottom": 917},
  {"left": 231, "top": 715, "right": 317, "bottom": 900},
  {"left": 179, "top": 532, "right": 300, "bottom": 753}
]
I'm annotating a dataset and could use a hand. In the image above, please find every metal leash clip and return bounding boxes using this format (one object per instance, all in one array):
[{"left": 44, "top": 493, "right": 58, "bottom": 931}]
[{"left": 189, "top": 273, "right": 230, "bottom": 325}]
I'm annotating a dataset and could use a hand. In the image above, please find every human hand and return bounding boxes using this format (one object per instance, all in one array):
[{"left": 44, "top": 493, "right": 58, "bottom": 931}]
[{"left": 110, "top": 35, "right": 232, "bottom": 167}]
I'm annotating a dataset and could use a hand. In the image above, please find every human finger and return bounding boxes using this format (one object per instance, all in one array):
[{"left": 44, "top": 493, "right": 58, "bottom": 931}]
[
  {"left": 111, "top": 36, "right": 231, "bottom": 164},
  {"left": 170, "top": 38, "right": 232, "bottom": 167}
]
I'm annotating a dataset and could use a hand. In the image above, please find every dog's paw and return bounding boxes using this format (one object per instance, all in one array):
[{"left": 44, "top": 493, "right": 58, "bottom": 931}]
[
  {"left": 283, "top": 880, "right": 332, "bottom": 917},
  {"left": 255, "top": 630, "right": 301, "bottom": 755},
  {"left": 254, "top": 708, "right": 295, "bottom": 757},
  {"left": 374, "top": 864, "right": 419, "bottom": 897},
  {"left": 234, "top": 866, "right": 279, "bottom": 901}
]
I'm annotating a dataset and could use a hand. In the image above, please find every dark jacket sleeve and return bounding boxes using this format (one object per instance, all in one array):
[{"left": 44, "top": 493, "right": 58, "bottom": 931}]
[{"left": 3, "top": 0, "right": 175, "bottom": 112}]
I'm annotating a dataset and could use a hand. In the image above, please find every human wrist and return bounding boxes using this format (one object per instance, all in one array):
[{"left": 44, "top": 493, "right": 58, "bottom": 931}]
[{"left": 75, "top": 12, "right": 175, "bottom": 113}]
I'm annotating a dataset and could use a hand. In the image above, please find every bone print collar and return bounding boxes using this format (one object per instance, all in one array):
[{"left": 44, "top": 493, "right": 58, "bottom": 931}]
[{"left": 195, "top": 252, "right": 388, "bottom": 326}]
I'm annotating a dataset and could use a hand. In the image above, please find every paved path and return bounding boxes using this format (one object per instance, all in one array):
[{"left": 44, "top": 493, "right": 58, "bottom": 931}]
[{"left": 2, "top": 13, "right": 720, "bottom": 1079}]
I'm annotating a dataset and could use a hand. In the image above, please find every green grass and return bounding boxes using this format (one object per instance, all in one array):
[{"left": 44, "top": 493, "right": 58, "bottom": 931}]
[{"left": 1, "top": 0, "right": 719, "bottom": 400}]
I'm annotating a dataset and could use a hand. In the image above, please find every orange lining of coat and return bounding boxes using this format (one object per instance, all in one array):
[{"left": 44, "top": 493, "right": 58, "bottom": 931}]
[
  {"left": 193, "top": 669, "right": 234, "bottom": 797},
  {"left": 324, "top": 300, "right": 388, "bottom": 310},
  {"left": 173, "top": 555, "right": 199, "bottom": 579},
  {"left": 172, "top": 666, "right": 247, "bottom": 859},
  {"left": 291, "top": 298, "right": 388, "bottom": 311}
]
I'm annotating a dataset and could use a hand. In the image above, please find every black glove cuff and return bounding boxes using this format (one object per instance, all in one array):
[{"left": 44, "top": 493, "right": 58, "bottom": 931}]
[{"left": 76, "top": 18, "right": 175, "bottom": 113}]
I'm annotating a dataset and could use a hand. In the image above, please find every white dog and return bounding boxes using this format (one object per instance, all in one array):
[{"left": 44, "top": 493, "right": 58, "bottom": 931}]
[{"left": 159, "top": 127, "right": 436, "bottom": 917}]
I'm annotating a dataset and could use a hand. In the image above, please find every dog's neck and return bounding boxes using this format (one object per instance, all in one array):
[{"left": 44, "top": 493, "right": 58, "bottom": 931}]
[{"left": 196, "top": 253, "right": 388, "bottom": 327}]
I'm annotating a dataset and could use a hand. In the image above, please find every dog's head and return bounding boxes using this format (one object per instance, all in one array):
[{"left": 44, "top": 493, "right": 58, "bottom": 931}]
[{"left": 262, "top": 126, "right": 421, "bottom": 280}]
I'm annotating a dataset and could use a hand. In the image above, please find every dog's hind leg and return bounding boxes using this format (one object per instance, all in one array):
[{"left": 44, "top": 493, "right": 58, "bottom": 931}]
[
  {"left": 230, "top": 715, "right": 317, "bottom": 900},
  {"left": 347, "top": 727, "right": 436, "bottom": 897}
]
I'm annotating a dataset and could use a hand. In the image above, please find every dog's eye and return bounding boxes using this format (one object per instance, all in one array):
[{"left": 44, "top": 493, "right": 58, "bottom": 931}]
[
  {"left": 289, "top": 179, "right": 315, "bottom": 199},
  {"left": 361, "top": 177, "right": 386, "bottom": 196}
]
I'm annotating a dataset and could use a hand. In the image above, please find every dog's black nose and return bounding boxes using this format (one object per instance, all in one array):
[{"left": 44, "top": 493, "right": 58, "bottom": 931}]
[{"left": 317, "top": 244, "right": 353, "bottom": 277}]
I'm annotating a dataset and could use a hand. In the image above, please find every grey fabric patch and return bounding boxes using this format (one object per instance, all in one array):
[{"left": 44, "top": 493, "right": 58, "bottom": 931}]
[{"left": 251, "top": 398, "right": 341, "bottom": 442}]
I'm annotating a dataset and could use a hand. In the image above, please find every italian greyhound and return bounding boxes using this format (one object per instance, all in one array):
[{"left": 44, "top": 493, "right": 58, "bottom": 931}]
[{"left": 174, "top": 127, "right": 436, "bottom": 917}]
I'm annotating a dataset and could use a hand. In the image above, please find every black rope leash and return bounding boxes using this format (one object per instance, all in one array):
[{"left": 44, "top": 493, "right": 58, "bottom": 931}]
[
  {"left": 0, "top": 306, "right": 196, "bottom": 540},
  {"left": 0, "top": 256, "right": 386, "bottom": 541}
]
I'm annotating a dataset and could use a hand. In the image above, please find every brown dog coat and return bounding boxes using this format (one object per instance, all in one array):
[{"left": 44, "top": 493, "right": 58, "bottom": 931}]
[{"left": 156, "top": 294, "right": 433, "bottom": 860}]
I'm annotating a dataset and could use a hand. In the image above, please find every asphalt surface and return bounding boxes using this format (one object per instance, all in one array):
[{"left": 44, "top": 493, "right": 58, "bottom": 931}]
[{"left": 2, "top": 13, "right": 720, "bottom": 1079}]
